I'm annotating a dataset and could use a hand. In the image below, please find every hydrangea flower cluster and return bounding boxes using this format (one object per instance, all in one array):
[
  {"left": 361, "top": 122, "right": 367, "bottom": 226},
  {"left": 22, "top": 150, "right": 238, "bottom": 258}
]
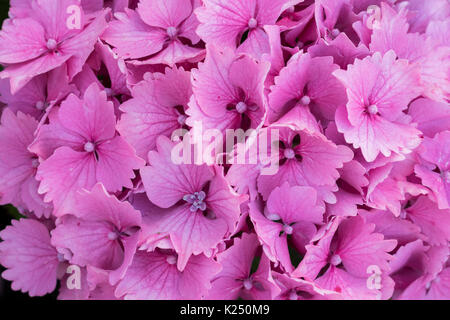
[{"left": 0, "top": 0, "right": 449, "bottom": 300}]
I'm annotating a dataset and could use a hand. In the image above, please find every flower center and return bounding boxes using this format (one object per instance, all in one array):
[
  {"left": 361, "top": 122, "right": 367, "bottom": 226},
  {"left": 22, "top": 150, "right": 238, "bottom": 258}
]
[
  {"left": 108, "top": 231, "right": 119, "bottom": 241},
  {"left": 236, "top": 101, "right": 248, "bottom": 114},
  {"left": 177, "top": 114, "right": 187, "bottom": 125},
  {"left": 31, "top": 158, "right": 39, "bottom": 168},
  {"left": 57, "top": 252, "right": 66, "bottom": 262},
  {"left": 367, "top": 104, "right": 378, "bottom": 114},
  {"left": 330, "top": 254, "right": 342, "bottom": 266},
  {"left": 331, "top": 28, "right": 340, "bottom": 37},
  {"left": 167, "top": 26, "right": 178, "bottom": 39},
  {"left": 248, "top": 18, "right": 257, "bottom": 29},
  {"left": 84, "top": 141, "right": 95, "bottom": 153},
  {"left": 300, "top": 95, "right": 311, "bottom": 105},
  {"left": 183, "top": 191, "right": 207, "bottom": 212},
  {"left": 35, "top": 101, "right": 46, "bottom": 110},
  {"left": 166, "top": 255, "right": 177, "bottom": 265},
  {"left": 46, "top": 38, "right": 58, "bottom": 51},
  {"left": 282, "top": 224, "right": 293, "bottom": 235},
  {"left": 284, "top": 148, "right": 295, "bottom": 159},
  {"left": 243, "top": 278, "right": 253, "bottom": 290}
]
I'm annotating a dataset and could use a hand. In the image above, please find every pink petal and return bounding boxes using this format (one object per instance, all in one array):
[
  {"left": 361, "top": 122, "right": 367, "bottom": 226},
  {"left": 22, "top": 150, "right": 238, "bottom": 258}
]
[
  {"left": 96, "top": 136, "right": 145, "bottom": 192},
  {"left": 137, "top": 0, "right": 192, "bottom": 29},
  {"left": 141, "top": 136, "right": 214, "bottom": 208},
  {"left": 0, "top": 219, "right": 58, "bottom": 296},
  {"left": 102, "top": 9, "right": 166, "bottom": 59},
  {"left": 116, "top": 251, "right": 220, "bottom": 299},
  {"left": 0, "top": 18, "right": 46, "bottom": 64}
]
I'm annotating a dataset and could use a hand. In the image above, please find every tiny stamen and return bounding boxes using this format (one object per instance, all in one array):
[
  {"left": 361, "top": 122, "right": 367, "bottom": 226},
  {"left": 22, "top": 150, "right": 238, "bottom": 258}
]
[
  {"left": 367, "top": 104, "right": 378, "bottom": 114},
  {"left": 300, "top": 96, "right": 311, "bottom": 105},
  {"left": 35, "top": 101, "right": 45, "bottom": 110},
  {"left": 167, "top": 26, "right": 178, "bottom": 39},
  {"left": 183, "top": 191, "right": 207, "bottom": 212},
  {"left": 243, "top": 278, "right": 253, "bottom": 290},
  {"left": 284, "top": 148, "right": 295, "bottom": 159},
  {"left": 236, "top": 101, "right": 248, "bottom": 114},
  {"left": 248, "top": 18, "right": 257, "bottom": 29},
  {"left": 108, "top": 231, "right": 118, "bottom": 241},
  {"left": 46, "top": 38, "right": 58, "bottom": 50},
  {"left": 330, "top": 254, "right": 342, "bottom": 266},
  {"left": 283, "top": 224, "right": 293, "bottom": 235},
  {"left": 84, "top": 141, "right": 95, "bottom": 153}
]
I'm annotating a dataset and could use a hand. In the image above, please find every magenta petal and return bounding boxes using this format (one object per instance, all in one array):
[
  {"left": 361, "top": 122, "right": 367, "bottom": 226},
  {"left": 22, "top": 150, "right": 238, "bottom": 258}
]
[
  {"left": 37, "top": 147, "right": 97, "bottom": 216},
  {"left": 141, "top": 136, "right": 214, "bottom": 208},
  {"left": 0, "top": 219, "right": 58, "bottom": 296},
  {"left": 96, "top": 136, "right": 145, "bottom": 192},
  {"left": 102, "top": 9, "right": 166, "bottom": 60},
  {"left": 116, "top": 251, "right": 220, "bottom": 300},
  {"left": 117, "top": 67, "right": 191, "bottom": 158}
]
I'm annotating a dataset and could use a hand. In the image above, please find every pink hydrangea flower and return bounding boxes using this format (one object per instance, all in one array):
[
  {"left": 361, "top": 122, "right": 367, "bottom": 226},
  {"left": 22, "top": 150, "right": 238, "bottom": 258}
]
[
  {"left": 117, "top": 66, "right": 192, "bottom": 159},
  {"left": 369, "top": 3, "right": 450, "bottom": 102},
  {"left": 0, "top": 66, "right": 75, "bottom": 120},
  {"left": 0, "top": 109, "right": 51, "bottom": 218},
  {"left": 187, "top": 45, "right": 270, "bottom": 133},
  {"left": 51, "top": 183, "right": 141, "bottom": 284},
  {"left": 0, "top": 0, "right": 449, "bottom": 301},
  {"left": 389, "top": 240, "right": 449, "bottom": 299},
  {"left": 196, "top": 0, "right": 301, "bottom": 58},
  {"left": 140, "top": 136, "right": 242, "bottom": 270},
  {"left": 207, "top": 233, "right": 280, "bottom": 300},
  {"left": 402, "top": 196, "right": 450, "bottom": 246},
  {"left": 268, "top": 52, "right": 346, "bottom": 125},
  {"left": 102, "top": 0, "right": 204, "bottom": 66},
  {"left": 415, "top": 131, "right": 450, "bottom": 209},
  {"left": 249, "top": 183, "right": 324, "bottom": 272},
  {"left": 0, "top": 0, "right": 108, "bottom": 93},
  {"left": 334, "top": 51, "right": 423, "bottom": 162},
  {"left": 30, "top": 83, "right": 144, "bottom": 216},
  {"left": 0, "top": 218, "right": 60, "bottom": 296},
  {"left": 293, "top": 215, "right": 397, "bottom": 299}
]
